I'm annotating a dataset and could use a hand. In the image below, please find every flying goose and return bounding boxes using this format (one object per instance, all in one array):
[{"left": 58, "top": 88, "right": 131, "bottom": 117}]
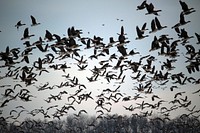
[
  {"left": 15, "top": 21, "right": 26, "bottom": 29},
  {"left": 155, "top": 17, "right": 167, "bottom": 30},
  {"left": 136, "top": 26, "right": 149, "bottom": 40},
  {"left": 21, "top": 28, "right": 35, "bottom": 40},
  {"left": 44, "top": 30, "right": 55, "bottom": 42},
  {"left": 145, "top": 3, "right": 162, "bottom": 15},
  {"left": 179, "top": 0, "right": 196, "bottom": 15},
  {"left": 172, "top": 13, "right": 190, "bottom": 29},
  {"left": 30, "top": 15, "right": 40, "bottom": 26},
  {"left": 136, "top": 0, "right": 147, "bottom": 10}
]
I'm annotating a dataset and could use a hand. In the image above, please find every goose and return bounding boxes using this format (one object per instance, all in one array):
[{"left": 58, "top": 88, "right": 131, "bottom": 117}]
[
  {"left": 67, "top": 26, "right": 82, "bottom": 38},
  {"left": 35, "top": 42, "right": 48, "bottom": 52},
  {"left": 136, "top": 26, "right": 149, "bottom": 40},
  {"left": 155, "top": 17, "right": 167, "bottom": 30},
  {"left": 74, "top": 55, "right": 87, "bottom": 64},
  {"left": 185, "top": 44, "right": 195, "bottom": 55},
  {"left": 186, "top": 61, "right": 199, "bottom": 74},
  {"left": 21, "top": 28, "right": 34, "bottom": 40},
  {"left": 179, "top": 12, "right": 191, "bottom": 26},
  {"left": 172, "top": 13, "right": 190, "bottom": 28},
  {"left": 44, "top": 30, "right": 55, "bottom": 42},
  {"left": 151, "top": 95, "right": 160, "bottom": 101},
  {"left": 179, "top": 0, "right": 195, "bottom": 15},
  {"left": 44, "top": 53, "right": 54, "bottom": 63},
  {"left": 13, "top": 83, "right": 22, "bottom": 90},
  {"left": 30, "top": 15, "right": 40, "bottom": 26},
  {"left": 129, "top": 49, "right": 140, "bottom": 55},
  {"left": 145, "top": 3, "right": 162, "bottom": 15},
  {"left": 33, "top": 57, "right": 43, "bottom": 70},
  {"left": 158, "top": 34, "right": 173, "bottom": 44},
  {"left": 174, "top": 91, "right": 186, "bottom": 99},
  {"left": 186, "top": 105, "right": 196, "bottom": 112},
  {"left": 108, "top": 37, "right": 117, "bottom": 45},
  {"left": 136, "top": 0, "right": 147, "bottom": 10},
  {"left": 178, "top": 28, "right": 194, "bottom": 41},
  {"left": 15, "top": 21, "right": 26, "bottom": 29},
  {"left": 76, "top": 109, "right": 87, "bottom": 117},
  {"left": 77, "top": 64, "right": 88, "bottom": 70},
  {"left": 180, "top": 96, "right": 188, "bottom": 102},
  {"left": 162, "top": 59, "right": 176, "bottom": 70},
  {"left": 149, "top": 36, "right": 160, "bottom": 51},
  {"left": 3, "top": 88, "right": 14, "bottom": 97},
  {"left": 0, "top": 99, "right": 10, "bottom": 107}
]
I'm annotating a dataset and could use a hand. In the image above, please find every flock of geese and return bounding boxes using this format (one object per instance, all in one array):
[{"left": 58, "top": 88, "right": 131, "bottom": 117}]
[{"left": 0, "top": 0, "right": 200, "bottom": 130}]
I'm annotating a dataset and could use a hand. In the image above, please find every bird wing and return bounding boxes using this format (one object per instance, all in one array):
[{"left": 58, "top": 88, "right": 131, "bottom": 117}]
[
  {"left": 141, "top": 22, "right": 147, "bottom": 31},
  {"left": 150, "top": 19, "right": 156, "bottom": 32},
  {"left": 155, "top": 17, "right": 162, "bottom": 29},
  {"left": 30, "top": 15, "right": 37, "bottom": 25},
  {"left": 136, "top": 26, "right": 143, "bottom": 38},
  {"left": 23, "top": 28, "right": 29, "bottom": 38},
  {"left": 117, "top": 45, "right": 127, "bottom": 56},
  {"left": 121, "top": 26, "right": 124, "bottom": 35}
]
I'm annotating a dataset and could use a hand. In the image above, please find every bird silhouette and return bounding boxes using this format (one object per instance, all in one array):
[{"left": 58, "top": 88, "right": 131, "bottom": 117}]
[
  {"left": 30, "top": 15, "right": 41, "bottom": 26},
  {"left": 137, "top": 0, "right": 147, "bottom": 10},
  {"left": 15, "top": 21, "right": 26, "bottom": 29},
  {"left": 136, "top": 26, "right": 149, "bottom": 40},
  {"left": 155, "top": 17, "right": 167, "bottom": 30},
  {"left": 145, "top": 3, "right": 162, "bottom": 15},
  {"left": 21, "top": 28, "right": 35, "bottom": 40},
  {"left": 179, "top": 0, "right": 196, "bottom": 15}
]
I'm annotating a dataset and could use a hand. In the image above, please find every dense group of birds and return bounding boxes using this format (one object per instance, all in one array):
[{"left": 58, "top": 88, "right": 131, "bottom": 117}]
[{"left": 0, "top": 0, "right": 200, "bottom": 132}]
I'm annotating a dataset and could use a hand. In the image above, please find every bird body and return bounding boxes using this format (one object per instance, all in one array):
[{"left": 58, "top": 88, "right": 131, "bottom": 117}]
[{"left": 15, "top": 21, "right": 26, "bottom": 29}]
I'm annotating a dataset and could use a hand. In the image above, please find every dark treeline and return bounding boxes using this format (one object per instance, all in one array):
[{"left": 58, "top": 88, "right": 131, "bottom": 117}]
[{"left": 0, "top": 114, "right": 200, "bottom": 133}]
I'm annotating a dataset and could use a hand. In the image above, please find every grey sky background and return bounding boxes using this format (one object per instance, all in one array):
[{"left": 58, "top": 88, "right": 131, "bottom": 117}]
[{"left": 0, "top": 0, "right": 200, "bottom": 122}]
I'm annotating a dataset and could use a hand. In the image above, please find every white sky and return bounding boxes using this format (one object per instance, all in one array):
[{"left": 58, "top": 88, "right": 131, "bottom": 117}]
[{"left": 0, "top": 0, "right": 200, "bottom": 122}]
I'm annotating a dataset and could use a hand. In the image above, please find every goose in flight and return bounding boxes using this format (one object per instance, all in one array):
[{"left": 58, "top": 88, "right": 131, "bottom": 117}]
[
  {"left": 136, "top": 0, "right": 147, "bottom": 10},
  {"left": 15, "top": 21, "right": 26, "bottom": 29},
  {"left": 178, "top": 28, "right": 194, "bottom": 42},
  {"left": 136, "top": 26, "right": 148, "bottom": 40},
  {"left": 172, "top": 13, "right": 190, "bottom": 29},
  {"left": 149, "top": 36, "right": 160, "bottom": 51},
  {"left": 155, "top": 17, "right": 167, "bottom": 30},
  {"left": 145, "top": 3, "right": 162, "bottom": 15},
  {"left": 179, "top": 0, "right": 195, "bottom": 15},
  {"left": 21, "top": 28, "right": 34, "bottom": 40},
  {"left": 44, "top": 30, "right": 55, "bottom": 42},
  {"left": 30, "top": 15, "right": 41, "bottom": 26},
  {"left": 179, "top": 13, "right": 191, "bottom": 26}
]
